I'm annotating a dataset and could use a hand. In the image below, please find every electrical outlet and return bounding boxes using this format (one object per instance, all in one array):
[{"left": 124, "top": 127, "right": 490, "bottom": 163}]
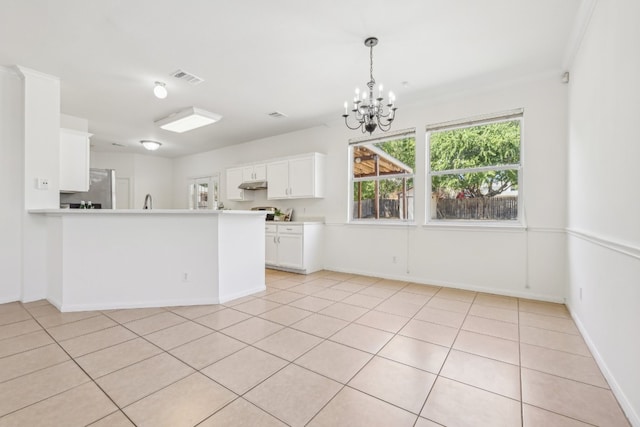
[
  {"left": 579, "top": 287, "right": 583, "bottom": 301},
  {"left": 392, "top": 256, "right": 397, "bottom": 264},
  {"left": 36, "top": 177, "right": 49, "bottom": 190}
]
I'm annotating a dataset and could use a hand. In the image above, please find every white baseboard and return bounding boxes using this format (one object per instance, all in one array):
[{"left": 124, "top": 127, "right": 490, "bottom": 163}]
[
  {"left": 58, "top": 297, "right": 221, "bottom": 313},
  {"left": 218, "top": 285, "right": 266, "bottom": 304},
  {"left": 567, "top": 305, "right": 639, "bottom": 427},
  {"left": 0, "top": 295, "right": 21, "bottom": 305},
  {"left": 323, "top": 266, "right": 565, "bottom": 303}
]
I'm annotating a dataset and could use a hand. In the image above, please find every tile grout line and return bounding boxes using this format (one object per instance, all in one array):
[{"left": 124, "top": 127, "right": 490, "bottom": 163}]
[
  {"left": 0, "top": 272, "right": 621, "bottom": 426},
  {"left": 6, "top": 304, "right": 140, "bottom": 427},
  {"left": 518, "top": 296, "right": 525, "bottom": 426},
  {"left": 414, "top": 290, "right": 476, "bottom": 423}
]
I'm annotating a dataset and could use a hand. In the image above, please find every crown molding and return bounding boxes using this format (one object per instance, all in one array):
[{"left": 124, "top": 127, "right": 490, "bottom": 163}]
[
  {"left": 12, "top": 65, "right": 60, "bottom": 81},
  {"left": 562, "top": 0, "right": 598, "bottom": 71}
]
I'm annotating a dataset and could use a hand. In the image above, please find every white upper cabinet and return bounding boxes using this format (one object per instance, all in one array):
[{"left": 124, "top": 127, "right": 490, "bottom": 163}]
[
  {"left": 266, "top": 160, "right": 289, "bottom": 199},
  {"left": 267, "top": 153, "right": 325, "bottom": 200},
  {"left": 242, "top": 163, "right": 266, "bottom": 182},
  {"left": 226, "top": 167, "right": 254, "bottom": 201},
  {"left": 60, "top": 128, "right": 91, "bottom": 193}
]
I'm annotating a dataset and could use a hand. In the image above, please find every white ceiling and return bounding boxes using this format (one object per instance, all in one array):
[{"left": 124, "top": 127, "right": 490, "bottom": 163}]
[{"left": 1, "top": 0, "right": 584, "bottom": 158}]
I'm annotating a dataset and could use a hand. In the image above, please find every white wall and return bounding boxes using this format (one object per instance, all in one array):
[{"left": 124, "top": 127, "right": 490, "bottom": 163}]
[
  {"left": 91, "top": 151, "right": 174, "bottom": 209},
  {"left": 17, "top": 67, "right": 61, "bottom": 302},
  {"left": 173, "top": 73, "right": 569, "bottom": 301},
  {"left": 566, "top": 1, "right": 640, "bottom": 424},
  {"left": 133, "top": 154, "right": 173, "bottom": 209},
  {"left": 0, "top": 67, "right": 24, "bottom": 303}
]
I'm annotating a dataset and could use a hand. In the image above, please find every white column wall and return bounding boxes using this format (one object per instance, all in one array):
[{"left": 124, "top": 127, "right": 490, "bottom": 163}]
[
  {"left": 0, "top": 67, "right": 24, "bottom": 303},
  {"left": 566, "top": 0, "right": 640, "bottom": 424},
  {"left": 17, "top": 67, "right": 61, "bottom": 302}
]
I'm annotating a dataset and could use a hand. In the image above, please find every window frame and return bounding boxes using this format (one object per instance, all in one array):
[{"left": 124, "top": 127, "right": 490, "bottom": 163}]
[
  {"left": 425, "top": 110, "right": 524, "bottom": 227},
  {"left": 348, "top": 128, "right": 416, "bottom": 224}
]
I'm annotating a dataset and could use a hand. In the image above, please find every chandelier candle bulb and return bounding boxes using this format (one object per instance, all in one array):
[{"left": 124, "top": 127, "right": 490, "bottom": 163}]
[{"left": 344, "top": 101, "right": 348, "bottom": 115}]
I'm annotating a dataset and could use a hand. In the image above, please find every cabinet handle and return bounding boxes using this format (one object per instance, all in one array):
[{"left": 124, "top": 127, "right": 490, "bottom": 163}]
[{"left": 277, "top": 236, "right": 281, "bottom": 243}]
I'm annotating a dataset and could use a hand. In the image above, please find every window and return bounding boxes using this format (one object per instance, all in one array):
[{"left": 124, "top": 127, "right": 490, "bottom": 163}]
[
  {"left": 427, "top": 111, "right": 522, "bottom": 222},
  {"left": 350, "top": 130, "right": 415, "bottom": 221},
  {"left": 188, "top": 174, "right": 220, "bottom": 210}
]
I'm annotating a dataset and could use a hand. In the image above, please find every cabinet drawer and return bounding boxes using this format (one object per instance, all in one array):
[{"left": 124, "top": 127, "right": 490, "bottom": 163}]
[
  {"left": 265, "top": 224, "right": 278, "bottom": 233},
  {"left": 278, "top": 224, "right": 303, "bottom": 234}
]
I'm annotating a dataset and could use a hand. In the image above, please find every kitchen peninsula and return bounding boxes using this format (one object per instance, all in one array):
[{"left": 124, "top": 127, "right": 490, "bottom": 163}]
[{"left": 30, "top": 209, "right": 266, "bottom": 312}]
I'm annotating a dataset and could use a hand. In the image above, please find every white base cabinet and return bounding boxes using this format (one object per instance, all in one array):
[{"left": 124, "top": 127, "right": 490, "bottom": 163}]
[{"left": 265, "top": 223, "right": 323, "bottom": 274}]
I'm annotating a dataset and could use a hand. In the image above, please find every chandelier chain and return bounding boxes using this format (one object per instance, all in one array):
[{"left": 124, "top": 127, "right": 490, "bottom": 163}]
[{"left": 369, "top": 43, "right": 375, "bottom": 86}]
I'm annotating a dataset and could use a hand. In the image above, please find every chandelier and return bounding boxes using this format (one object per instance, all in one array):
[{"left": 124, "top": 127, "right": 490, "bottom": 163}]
[{"left": 343, "top": 37, "right": 397, "bottom": 134}]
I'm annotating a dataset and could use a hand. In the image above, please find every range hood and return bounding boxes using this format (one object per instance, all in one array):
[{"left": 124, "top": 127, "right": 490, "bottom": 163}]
[{"left": 238, "top": 180, "right": 268, "bottom": 190}]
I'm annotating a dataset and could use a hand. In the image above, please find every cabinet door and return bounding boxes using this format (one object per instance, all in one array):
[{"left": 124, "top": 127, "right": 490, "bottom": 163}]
[
  {"left": 60, "top": 129, "right": 90, "bottom": 192},
  {"left": 253, "top": 164, "right": 267, "bottom": 181},
  {"left": 226, "top": 168, "right": 245, "bottom": 201},
  {"left": 265, "top": 233, "right": 278, "bottom": 266},
  {"left": 277, "top": 233, "right": 304, "bottom": 269},
  {"left": 266, "top": 160, "right": 289, "bottom": 199},
  {"left": 289, "top": 156, "right": 314, "bottom": 198},
  {"left": 242, "top": 166, "right": 255, "bottom": 182}
]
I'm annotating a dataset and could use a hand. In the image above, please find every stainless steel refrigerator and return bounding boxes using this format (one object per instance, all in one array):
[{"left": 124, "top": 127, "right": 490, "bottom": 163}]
[{"left": 60, "top": 168, "right": 116, "bottom": 209}]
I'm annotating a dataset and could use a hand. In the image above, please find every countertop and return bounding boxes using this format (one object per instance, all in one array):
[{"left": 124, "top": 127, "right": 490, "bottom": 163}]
[
  {"left": 265, "top": 220, "right": 324, "bottom": 225},
  {"left": 28, "top": 209, "right": 267, "bottom": 216}
]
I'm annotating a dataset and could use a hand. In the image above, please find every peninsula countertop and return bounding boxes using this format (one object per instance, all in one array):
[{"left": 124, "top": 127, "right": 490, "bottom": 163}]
[{"left": 29, "top": 209, "right": 267, "bottom": 216}]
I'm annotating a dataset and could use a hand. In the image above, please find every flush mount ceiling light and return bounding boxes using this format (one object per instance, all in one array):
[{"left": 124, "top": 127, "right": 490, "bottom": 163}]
[
  {"left": 140, "top": 140, "right": 162, "bottom": 151},
  {"left": 153, "top": 81, "right": 168, "bottom": 99},
  {"left": 154, "top": 107, "right": 222, "bottom": 133},
  {"left": 343, "top": 37, "right": 397, "bottom": 135}
]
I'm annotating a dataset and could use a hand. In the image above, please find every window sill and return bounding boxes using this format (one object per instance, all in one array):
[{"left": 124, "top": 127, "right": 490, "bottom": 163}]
[
  {"left": 346, "top": 220, "right": 417, "bottom": 227},
  {"left": 422, "top": 221, "right": 526, "bottom": 232}
]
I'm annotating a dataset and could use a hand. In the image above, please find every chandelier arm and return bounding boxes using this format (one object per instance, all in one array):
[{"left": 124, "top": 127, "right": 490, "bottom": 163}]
[
  {"left": 343, "top": 115, "right": 364, "bottom": 131},
  {"left": 376, "top": 116, "right": 395, "bottom": 131},
  {"left": 378, "top": 109, "right": 396, "bottom": 119}
]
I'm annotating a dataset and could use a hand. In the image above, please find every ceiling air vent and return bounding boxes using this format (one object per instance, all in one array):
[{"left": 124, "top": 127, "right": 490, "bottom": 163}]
[
  {"left": 170, "top": 69, "right": 204, "bottom": 85},
  {"left": 268, "top": 111, "right": 288, "bottom": 119}
]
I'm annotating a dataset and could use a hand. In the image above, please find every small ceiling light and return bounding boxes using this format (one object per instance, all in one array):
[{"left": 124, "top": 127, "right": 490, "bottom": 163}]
[
  {"left": 140, "top": 140, "right": 162, "bottom": 151},
  {"left": 153, "top": 81, "right": 168, "bottom": 99},
  {"left": 154, "top": 107, "right": 222, "bottom": 133},
  {"left": 343, "top": 37, "right": 397, "bottom": 135}
]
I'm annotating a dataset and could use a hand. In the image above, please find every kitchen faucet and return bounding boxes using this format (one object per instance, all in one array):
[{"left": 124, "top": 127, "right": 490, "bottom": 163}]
[{"left": 143, "top": 193, "right": 153, "bottom": 210}]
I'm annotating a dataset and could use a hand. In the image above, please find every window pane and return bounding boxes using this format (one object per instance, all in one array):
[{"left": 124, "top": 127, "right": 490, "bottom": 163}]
[
  {"left": 431, "top": 170, "right": 518, "bottom": 220},
  {"left": 353, "top": 138, "right": 415, "bottom": 179},
  {"left": 351, "top": 135, "right": 415, "bottom": 222},
  {"left": 353, "top": 178, "right": 414, "bottom": 220},
  {"left": 430, "top": 120, "right": 520, "bottom": 172},
  {"left": 197, "top": 183, "right": 208, "bottom": 208}
]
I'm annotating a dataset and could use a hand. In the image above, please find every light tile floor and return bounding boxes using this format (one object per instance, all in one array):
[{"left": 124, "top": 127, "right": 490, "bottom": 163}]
[{"left": 0, "top": 269, "right": 631, "bottom": 426}]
